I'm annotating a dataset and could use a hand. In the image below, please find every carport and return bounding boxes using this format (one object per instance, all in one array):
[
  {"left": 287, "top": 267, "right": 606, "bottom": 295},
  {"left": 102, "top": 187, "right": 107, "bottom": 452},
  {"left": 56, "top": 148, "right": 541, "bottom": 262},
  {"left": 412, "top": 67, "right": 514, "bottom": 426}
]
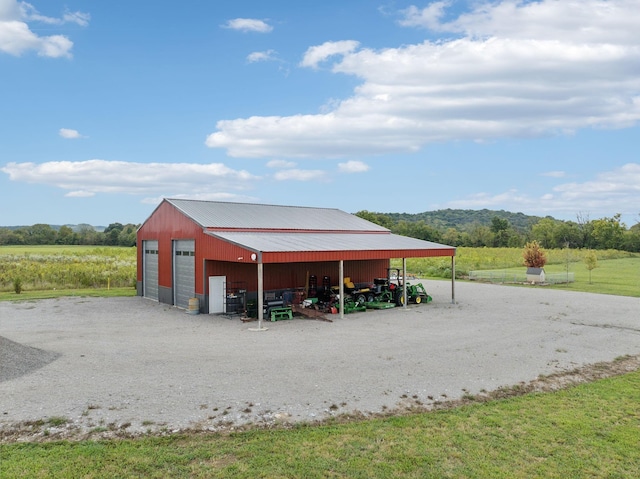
[{"left": 208, "top": 230, "right": 457, "bottom": 329}]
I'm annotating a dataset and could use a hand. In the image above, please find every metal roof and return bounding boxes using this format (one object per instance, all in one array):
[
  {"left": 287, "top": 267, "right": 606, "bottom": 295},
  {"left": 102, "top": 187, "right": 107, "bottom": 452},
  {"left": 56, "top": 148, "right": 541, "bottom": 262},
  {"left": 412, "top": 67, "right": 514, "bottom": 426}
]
[
  {"left": 206, "top": 231, "right": 455, "bottom": 254},
  {"left": 166, "top": 198, "right": 388, "bottom": 232}
]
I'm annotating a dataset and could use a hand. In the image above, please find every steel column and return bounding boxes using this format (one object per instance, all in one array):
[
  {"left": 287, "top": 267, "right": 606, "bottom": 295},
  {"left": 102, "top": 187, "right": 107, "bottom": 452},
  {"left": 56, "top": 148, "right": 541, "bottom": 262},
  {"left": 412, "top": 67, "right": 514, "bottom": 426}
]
[
  {"left": 339, "top": 260, "right": 344, "bottom": 319},
  {"left": 402, "top": 257, "right": 407, "bottom": 309},
  {"left": 451, "top": 255, "right": 456, "bottom": 304}
]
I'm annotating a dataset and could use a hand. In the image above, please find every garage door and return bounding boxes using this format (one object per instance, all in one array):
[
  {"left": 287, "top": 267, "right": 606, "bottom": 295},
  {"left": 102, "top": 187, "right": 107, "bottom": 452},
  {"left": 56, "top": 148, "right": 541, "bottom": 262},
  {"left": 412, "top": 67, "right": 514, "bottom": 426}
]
[
  {"left": 143, "top": 240, "right": 159, "bottom": 301},
  {"left": 173, "top": 239, "right": 195, "bottom": 309}
]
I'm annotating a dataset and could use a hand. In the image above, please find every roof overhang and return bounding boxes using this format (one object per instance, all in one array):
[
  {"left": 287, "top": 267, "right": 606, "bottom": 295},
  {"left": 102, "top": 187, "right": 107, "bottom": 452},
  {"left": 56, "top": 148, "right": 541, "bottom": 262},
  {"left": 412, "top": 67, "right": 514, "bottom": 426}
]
[{"left": 205, "top": 230, "right": 455, "bottom": 263}]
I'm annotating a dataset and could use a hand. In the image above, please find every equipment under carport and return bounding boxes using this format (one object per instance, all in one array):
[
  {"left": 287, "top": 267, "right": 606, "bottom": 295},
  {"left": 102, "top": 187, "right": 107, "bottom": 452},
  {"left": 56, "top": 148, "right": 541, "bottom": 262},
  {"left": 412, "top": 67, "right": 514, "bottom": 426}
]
[
  {"left": 269, "top": 306, "right": 293, "bottom": 321},
  {"left": 337, "top": 297, "right": 367, "bottom": 314},
  {"left": 364, "top": 301, "right": 397, "bottom": 310}
]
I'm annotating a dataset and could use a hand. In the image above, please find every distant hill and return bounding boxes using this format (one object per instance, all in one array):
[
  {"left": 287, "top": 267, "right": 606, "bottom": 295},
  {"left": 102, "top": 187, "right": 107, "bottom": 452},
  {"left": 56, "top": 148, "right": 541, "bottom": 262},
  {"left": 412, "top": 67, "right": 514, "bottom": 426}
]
[
  {"left": 2, "top": 224, "right": 106, "bottom": 232},
  {"left": 359, "top": 209, "right": 552, "bottom": 232}
]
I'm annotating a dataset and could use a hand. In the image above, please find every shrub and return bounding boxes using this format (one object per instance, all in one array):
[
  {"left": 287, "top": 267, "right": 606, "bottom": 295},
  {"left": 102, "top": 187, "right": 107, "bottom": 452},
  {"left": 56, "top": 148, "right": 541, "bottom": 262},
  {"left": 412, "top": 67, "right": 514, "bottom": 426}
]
[
  {"left": 522, "top": 241, "right": 547, "bottom": 268},
  {"left": 13, "top": 277, "right": 22, "bottom": 294}
]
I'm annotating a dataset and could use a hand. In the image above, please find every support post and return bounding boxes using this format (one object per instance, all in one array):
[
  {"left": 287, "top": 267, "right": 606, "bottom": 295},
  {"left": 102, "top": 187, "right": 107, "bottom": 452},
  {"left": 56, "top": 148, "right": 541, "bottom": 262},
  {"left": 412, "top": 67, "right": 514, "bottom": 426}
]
[
  {"left": 402, "top": 257, "right": 407, "bottom": 309},
  {"left": 250, "top": 261, "right": 268, "bottom": 331},
  {"left": 339, "top": 260, "right": 344, "bottom": 319},
  {"left": 451, "top": 255, "right": 456, "bottom": 304}
]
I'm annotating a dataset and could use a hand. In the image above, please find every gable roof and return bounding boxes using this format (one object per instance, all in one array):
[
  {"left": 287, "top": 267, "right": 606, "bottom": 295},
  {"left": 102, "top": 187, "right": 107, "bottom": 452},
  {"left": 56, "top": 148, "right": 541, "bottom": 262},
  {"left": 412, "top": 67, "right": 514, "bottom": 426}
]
[
  {"left": 144, "top": 198, "right": 456, "bottom": 261},
  {"left": 166, "top": 198, "right": 388, "bottom": 232}
]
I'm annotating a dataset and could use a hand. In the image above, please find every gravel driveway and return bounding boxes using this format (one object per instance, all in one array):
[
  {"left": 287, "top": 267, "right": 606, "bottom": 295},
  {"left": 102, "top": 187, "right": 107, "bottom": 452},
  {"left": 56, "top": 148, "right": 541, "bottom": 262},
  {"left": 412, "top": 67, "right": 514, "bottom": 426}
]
[{"left": 1, "top": 280, "right": 639, "bottom": 441}]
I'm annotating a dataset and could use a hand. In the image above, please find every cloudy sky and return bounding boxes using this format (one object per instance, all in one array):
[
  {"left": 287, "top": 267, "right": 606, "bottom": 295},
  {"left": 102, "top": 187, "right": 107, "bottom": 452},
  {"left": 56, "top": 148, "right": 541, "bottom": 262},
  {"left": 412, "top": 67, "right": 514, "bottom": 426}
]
[{"left": 1, "top": 0, "right": 639, "bottom": 227}]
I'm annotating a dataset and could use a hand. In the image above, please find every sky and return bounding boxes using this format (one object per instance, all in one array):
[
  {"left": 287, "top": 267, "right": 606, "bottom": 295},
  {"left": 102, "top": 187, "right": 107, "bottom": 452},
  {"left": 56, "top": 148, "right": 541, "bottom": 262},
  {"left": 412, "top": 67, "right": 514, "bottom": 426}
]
[{"left": 1, "top": 0, "right": 639, "bottom": 228}]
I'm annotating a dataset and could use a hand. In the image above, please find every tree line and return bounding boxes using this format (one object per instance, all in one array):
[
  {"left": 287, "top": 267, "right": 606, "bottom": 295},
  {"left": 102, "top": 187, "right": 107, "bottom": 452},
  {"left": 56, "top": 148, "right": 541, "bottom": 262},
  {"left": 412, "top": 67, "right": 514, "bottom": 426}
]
[
  {"left": 355, "top": 210, "right": 640, "bottom": 252},
  {"left": 0, "top": 223, "right": 139, "bottom": 247},
  {"left": 2, "top": 210, "right": 640, "bottom": 252}
]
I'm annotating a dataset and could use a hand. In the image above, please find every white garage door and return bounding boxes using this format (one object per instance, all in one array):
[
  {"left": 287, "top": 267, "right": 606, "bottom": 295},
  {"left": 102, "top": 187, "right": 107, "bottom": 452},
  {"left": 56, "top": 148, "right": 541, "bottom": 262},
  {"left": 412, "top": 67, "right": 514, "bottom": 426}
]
[
  {"left": 143, "top": 240, "right": 159, "bottom": 301},
  {"left": 173, "top": 239, "right": 195, "bottom": 309}
]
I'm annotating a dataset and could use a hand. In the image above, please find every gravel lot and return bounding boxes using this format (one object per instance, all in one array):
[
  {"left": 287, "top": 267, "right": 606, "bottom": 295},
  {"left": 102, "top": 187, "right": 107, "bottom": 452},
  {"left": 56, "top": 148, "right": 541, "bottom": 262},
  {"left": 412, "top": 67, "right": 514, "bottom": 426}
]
[{"left": 1, "top": 280, "right": 639, "bottom": 441}]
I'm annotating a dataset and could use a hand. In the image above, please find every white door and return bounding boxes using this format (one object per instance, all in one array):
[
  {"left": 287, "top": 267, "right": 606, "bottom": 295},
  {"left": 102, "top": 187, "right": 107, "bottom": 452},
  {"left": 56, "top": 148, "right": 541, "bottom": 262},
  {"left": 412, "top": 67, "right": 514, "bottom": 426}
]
[{"left": 209, "top": 276, "right": 226, "bottom": 314}]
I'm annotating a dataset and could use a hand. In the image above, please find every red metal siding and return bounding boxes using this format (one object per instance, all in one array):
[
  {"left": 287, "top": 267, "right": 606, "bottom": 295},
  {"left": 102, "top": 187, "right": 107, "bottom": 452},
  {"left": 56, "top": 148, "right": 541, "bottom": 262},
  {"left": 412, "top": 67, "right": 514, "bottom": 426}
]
[
  {"left": 262, "top": 248, "right": 454, "bottom": 263},
  {"left": 203, "top": 259, "right": 388, "bottom": 293},
  {"left": 205, "top": 261, "right": 258, "bottom": 293},
  {"left": 138, "top": 201, "right": 258, "bottom": 296}
]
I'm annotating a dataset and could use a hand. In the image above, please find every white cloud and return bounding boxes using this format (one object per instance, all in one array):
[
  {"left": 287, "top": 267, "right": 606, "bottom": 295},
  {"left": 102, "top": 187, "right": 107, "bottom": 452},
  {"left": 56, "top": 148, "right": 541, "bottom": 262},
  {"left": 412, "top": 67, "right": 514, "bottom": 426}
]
[
  {"left": 247, "top": 49, "right": 277, "bottom": 63},
  {"left": 61, "top": 11, "right": 90, "bottom": 27},
  {"left": 444, "top": 163, "right": 640, "bottom": 219},
  {"left": 338, "top": 160, "right": 369, "bottom": 173},
  {"left": 223, "top": 18, "right": 272, "bottom": 33},
  {"left": 398, "top": 1, "right": 452, "bottom": 30},
  {"left": 19, "top": 3, "right": 90, "bottom": 26},
  {"left": 300, "top": 40, "right": 360, "bottom": 69},
  {"left": 1, "top": 160, "right": 259, "bottom": 202},
  {"left": 266, "top": 159, "right": 296, "bottom": 168},
  {"left": 273, "top": 169, "right": 326, "bottom": 181},
  {"left": 59, "top": 128, "right": 85, "bottom": 139},
  {"left": 207, "top": 0, "right": 640, "bottom": 159},
  {"left": 65, "top": 190, "right": 94, "bottom": 198},
  {"left": 541, "top": 171, "right": 565, "bottom": 178},
  {"left": 0, "top": 0, "right": 88, "bottom": 58}
]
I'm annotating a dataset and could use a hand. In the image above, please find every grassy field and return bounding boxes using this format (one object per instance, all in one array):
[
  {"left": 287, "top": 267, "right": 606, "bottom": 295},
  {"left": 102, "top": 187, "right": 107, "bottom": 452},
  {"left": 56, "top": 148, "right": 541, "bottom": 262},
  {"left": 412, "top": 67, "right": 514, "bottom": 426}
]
[
  {"left": 2, "top": 365, "right": 639, "bottom": 478},
  {"left": 0, "top": 245, "right": 136, "bottom": 298}
]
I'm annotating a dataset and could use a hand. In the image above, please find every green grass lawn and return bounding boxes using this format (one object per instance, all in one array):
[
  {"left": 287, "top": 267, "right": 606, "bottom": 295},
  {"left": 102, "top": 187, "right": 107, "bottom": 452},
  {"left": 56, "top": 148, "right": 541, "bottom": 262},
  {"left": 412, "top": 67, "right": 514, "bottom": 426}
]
[
  {"left": 535, "top": 257, "right": 640, "bottom": 297},
  {"left": 2, "top": 367, "right": 639, "bottom": 478},
  {"left": 492, "top": 257, "right": 640, "bottom": 297},
  {"left": 401, "top": 251, "right": 639, "bottom": 298}
]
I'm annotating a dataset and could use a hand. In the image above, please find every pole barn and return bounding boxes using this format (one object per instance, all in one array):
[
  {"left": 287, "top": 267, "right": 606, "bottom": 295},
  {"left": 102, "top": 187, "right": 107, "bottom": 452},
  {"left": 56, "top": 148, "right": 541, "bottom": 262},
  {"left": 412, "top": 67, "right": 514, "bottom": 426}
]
[{"left": 137, "top": 199, "right": 456, "bottom": 325}]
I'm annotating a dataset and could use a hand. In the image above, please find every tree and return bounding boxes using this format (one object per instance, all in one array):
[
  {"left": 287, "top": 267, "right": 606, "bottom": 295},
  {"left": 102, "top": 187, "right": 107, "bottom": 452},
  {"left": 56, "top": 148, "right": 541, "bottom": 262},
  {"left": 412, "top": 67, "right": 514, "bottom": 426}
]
[
  {"left": 531, "top": 218, "right": 557, "bottom": 248},
  {"left": 76, "top": 224, "right": 100, "bottom": 245},
  {"left": 623, "top": 222, "right": 640, "bottom": 252},
  {"left": 591, "top": 214, "right": 625, "bottom": 250},
  {"left": 354, "top": 210, "right": 394, "bottom": 229},
  {"left": 117, "top": 224, "right": 138, "bottom": 246},
  {"left": 490, "top": 216, "right": 511, "bottom": 247},
  {"left": 0, "top": 228, "right": 25, "bottom": 245},
  {"left": 576, "top": 212, "right": 594, "bottom": 249},
  {"left": 24, "top": 224, "right": 57, "bottom": 245},
  {"left": 441, "top": 227, "right": 461, "bottom": 246},
  {"left": 553, "top": 221, "right": 584, "bottom": 249},
  {"left": 56, "top": 225, "right": 77, "bottom": 245},
  {"left": 468, "top": 224, "right": 493, "bottom": 247},
  {"left": 522, "top": 240, "right": 547, "bottom": 268},
  {"left": 584, "top": 250, "right": 598, "bottom": 284}
]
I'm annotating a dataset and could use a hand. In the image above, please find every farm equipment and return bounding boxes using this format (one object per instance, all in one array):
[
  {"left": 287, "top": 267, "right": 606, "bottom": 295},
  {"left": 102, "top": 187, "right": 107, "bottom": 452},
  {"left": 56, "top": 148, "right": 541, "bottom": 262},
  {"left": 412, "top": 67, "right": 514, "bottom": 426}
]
[
  {"left": 337, "top": 297, "right": 367, "bottom": 314},
  {"left": 342, "top": 277, "right": 376, "bottom": 304},
  {"left": 403, "top": 282, "right": 432, "bottom": 304},
  {"left": 370, "top": 269, "right": 433, "bottom": 306}
]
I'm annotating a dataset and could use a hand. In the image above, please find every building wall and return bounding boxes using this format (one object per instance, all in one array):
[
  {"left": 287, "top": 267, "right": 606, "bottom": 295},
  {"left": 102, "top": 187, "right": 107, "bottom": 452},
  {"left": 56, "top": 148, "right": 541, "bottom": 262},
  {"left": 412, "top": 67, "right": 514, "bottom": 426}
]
[
  {"left": 137, "top": 201, "right": 256, "bottom": 304},
  {"left": 204, "top": 259, "right": 388, "bottom": 294}
]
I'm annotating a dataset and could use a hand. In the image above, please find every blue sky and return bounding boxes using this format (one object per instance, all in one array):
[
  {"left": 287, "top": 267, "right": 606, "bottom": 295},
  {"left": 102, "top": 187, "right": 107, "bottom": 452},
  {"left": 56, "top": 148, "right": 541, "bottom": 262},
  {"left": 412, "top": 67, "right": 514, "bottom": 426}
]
[{"left": 1, "top": 0, "right": 639, "bottom": 227}]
